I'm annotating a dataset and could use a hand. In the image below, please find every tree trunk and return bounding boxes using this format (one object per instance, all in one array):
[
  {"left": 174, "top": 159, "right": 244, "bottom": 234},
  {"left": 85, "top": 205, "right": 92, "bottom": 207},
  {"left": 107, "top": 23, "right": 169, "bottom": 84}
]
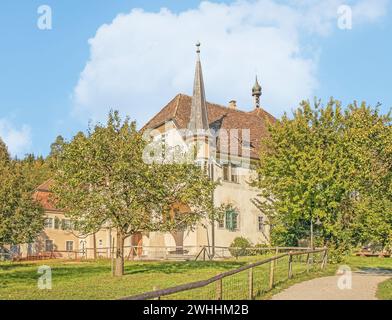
[
  {"left": 114, "top": 230, "right": 125, "bottom": 277},
  {"left": 93, "top": 233, "right": 97, "bottom": 260}
]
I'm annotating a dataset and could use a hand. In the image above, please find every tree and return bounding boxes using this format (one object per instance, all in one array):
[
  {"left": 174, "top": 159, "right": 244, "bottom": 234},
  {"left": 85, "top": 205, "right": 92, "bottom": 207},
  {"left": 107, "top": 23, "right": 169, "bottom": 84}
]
[
  {"left": 48, "top": 135, "right": 67, "bottom": 169},
  {"left": 253, "top": 99, "right": 392, "bottom": 257},
  {"left": 342, "top": 103, "right": 392, "bottom": 249},
  {"left": 0, "top": 138, "right": 44, "bottom": 247},
  {"left": 20, "top": 154, "right": 53, "bottom": 190},
  {"left": 0, "top": 138, "right": 10, "bottom": 163},
  {"left": 52, "top": 111, "right": 216, "bottom": 276}
]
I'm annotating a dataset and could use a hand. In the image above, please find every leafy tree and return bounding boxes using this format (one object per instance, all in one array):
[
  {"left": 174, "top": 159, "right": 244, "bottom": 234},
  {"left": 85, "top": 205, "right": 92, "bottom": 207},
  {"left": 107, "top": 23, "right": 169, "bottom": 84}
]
[
  {"left": 343, "top": 103, "right": 392, "bottom": 249},
  {"left": 48, "top": 135, "right": 67, "bottom": 169},
  {"left": 253, "top": 99, "right": 392, "bottom": 258},
  {"left": 52, "top": 111, "right": 216, "bottom": 276},
  {"left": 0, "top": 138, "right": 10, "bottom": 163},
  {"left": 0, "top": 138, "right": 44, "bottom": 247},
  {"left": 20, "top": 154, "right": 53, "bottom": 190}
]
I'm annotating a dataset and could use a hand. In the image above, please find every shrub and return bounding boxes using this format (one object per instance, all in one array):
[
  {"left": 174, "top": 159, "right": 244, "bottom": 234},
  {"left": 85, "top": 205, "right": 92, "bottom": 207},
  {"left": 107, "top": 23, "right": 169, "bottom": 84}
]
[{"left": 229, "top": 237, "right": 252, "bottom": 258}]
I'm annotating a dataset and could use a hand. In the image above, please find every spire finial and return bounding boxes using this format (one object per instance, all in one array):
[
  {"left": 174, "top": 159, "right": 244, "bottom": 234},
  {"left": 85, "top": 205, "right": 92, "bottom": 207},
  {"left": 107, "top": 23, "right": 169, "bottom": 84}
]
[
  {"left": 196, "top": 41, "right": 201, "bottom": 60},
  {"left": 252, "top": 75, "right": 262, "bottom": 109}
]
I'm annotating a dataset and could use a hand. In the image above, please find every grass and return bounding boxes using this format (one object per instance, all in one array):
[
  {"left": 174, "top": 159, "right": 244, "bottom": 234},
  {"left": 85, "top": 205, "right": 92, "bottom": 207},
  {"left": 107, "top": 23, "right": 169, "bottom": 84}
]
[
  {"left": 1, "top": 254, "right": 391, "bottom": 300},
  {"left": 377, "top": 279, "right": 392, "bottom": 300},
  {"left": 0, "top": 258, "right": 249, "bottom": 300}
]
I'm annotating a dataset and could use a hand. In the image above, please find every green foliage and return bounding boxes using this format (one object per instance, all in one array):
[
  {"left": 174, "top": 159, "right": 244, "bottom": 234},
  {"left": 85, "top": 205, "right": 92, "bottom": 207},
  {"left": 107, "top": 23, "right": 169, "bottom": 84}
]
[
  {"left": 229, "top": 237, "right": 252, "bottom": 257},
  {"left": 51, "top": 111, "right": 217, "bottom": 275},
  {"left": 0, "top": 140, "right": 44, "bottom": 246},
  {"left": 0, "top": 138, "right": 10, "bottom": 164},
  {"left": 48, "top": 135, "right": 67, "bottom": 170},
  {"left": 254, "top": 99, "right": 392, "bottom": 254},
  {"left": 19, "top": 154, "right": 53, "bottom": 190}
]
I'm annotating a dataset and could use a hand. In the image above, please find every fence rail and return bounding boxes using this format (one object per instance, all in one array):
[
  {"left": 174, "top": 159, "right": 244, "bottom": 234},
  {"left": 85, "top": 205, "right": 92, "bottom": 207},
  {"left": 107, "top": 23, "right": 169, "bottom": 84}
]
[
  {"left": 120, "top": 248, "right": 328, "bottom": 300},
  {"left": 10, "top": 245, "right": 316, "bottom": 262}
]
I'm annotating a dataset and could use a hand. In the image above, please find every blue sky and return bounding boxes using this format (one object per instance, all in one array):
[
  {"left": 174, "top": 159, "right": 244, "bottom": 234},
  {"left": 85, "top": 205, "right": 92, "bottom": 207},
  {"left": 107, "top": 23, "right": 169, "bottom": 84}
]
[{"left": 0, "top": 0, "right": 391, "bottom": 157}]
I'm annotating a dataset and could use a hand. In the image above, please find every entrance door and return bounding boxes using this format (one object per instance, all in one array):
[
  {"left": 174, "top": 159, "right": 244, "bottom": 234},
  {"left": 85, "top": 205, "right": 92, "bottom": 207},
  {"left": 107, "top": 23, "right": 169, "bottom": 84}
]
[{"left": 131, "top": 233, "right": 143, "bottom": 257}]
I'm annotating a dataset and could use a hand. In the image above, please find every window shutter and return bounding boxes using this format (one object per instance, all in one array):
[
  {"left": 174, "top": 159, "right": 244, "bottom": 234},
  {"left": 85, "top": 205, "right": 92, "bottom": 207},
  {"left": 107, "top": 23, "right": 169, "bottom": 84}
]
[{"left": 225, "top": 209, "right": 238, "bottom": 231}]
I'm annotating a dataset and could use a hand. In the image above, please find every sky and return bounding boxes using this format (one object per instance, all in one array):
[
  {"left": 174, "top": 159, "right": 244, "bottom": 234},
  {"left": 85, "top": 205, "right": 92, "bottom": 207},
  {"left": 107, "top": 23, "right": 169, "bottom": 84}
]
[{"left": 0, "top": 0, "right": 391, "bottom": 157}]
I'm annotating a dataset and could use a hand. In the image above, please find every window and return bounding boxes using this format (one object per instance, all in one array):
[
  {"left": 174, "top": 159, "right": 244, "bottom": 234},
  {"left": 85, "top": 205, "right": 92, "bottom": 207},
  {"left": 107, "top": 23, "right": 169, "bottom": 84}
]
[
  {"left": 61, "top": 219, "right": 72, "bottom": 230},
  {"left": 218, "top": 216, "right": 225, "bottom": 229},
  {"left": 45, "top": 240, "right": 53, "bottom": 252},
  {"left": 258, "top": 216, "right": 264, "bottom": 232},
  {"left": 231, "top": 165, "right": 239, "bottom": 183},
  {"left": 54, "top": 217, "right": 60, "bottom": 229},
  {"left": 44, "top": 218, "right": 53, "bottom": 229},
  {"left": 222, "top": 163, "right": 240, "bottom": 183},
  {"left": 66, "top": 241, "right": 74, "bottom": 252},
  {"left": 222, "top": 164, "right": 230, "bottom": 181},
  {"left": 225, "top": 209, "right": 239, "bottom": 231},
  {"left": 208, "top": 163, "right": 214, "bottom": 180}
]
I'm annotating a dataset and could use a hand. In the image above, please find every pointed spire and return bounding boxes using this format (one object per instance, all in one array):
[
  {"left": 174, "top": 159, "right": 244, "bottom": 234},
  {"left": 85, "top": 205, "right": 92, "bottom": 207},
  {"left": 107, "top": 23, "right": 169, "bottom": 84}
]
[
  {"left": 252, "top": 76, "right": 262, "bottom": 109},
  {"left": 188, "top": 42, "right": 209, "bottom": 132}
]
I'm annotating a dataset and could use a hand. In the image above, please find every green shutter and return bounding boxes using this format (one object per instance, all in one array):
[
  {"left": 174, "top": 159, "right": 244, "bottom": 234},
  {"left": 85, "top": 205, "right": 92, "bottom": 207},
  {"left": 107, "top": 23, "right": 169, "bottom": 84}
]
[{"left": 225, "top": 210, "right": 238, "bottom": 231}]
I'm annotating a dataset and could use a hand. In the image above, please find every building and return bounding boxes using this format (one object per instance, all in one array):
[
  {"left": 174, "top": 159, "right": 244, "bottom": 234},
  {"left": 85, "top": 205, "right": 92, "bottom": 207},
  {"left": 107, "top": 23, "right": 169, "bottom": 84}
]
[
  {"left": 15, "top": 44, "right": 276, "bottom": 260},
  {"left": 140, "top": 43, "right": 276, "bottom": 257}
]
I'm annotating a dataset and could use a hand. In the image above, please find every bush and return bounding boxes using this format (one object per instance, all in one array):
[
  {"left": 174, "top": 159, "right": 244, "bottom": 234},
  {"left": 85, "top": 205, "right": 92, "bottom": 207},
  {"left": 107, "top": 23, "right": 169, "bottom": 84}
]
[
  {"left": 253, "top": 243, "right": 271, "bottom": 255},
  {"left": 327, "top": 243, "right": 351, "bottom": 264},
  {"left": 229, "top": 237, "right": 252, "bottom": 258}
]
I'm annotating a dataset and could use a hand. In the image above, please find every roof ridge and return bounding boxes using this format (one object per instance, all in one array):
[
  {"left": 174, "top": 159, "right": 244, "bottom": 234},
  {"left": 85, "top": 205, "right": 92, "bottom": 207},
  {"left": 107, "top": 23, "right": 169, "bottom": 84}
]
[
  {"left": 173, "top": 93, "right": 182, "bottom": 118},
  {"left": 180, "top": 93, "right": 275, "bottom": 118},
  {"left": 36, "top": 178, "right": 54, "bottom": 191}
]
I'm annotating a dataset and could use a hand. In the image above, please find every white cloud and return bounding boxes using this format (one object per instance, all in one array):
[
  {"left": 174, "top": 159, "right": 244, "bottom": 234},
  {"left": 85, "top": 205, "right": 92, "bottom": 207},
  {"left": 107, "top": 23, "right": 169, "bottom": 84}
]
[
  {"left": 0, "top": 119, "right": 32, "bottom": 158},
  {"left": 72, "top": 0, "right": 388, "bottom": 125},
  {"left": 352, "top": 0, "right": 389, "bottom": 23}
]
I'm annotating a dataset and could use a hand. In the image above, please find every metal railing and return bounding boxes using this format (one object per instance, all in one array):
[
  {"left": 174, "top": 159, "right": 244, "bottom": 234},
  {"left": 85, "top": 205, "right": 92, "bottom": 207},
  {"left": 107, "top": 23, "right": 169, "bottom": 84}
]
[{"left": 120, "top": 248, "right": 328, "bottom": 300}]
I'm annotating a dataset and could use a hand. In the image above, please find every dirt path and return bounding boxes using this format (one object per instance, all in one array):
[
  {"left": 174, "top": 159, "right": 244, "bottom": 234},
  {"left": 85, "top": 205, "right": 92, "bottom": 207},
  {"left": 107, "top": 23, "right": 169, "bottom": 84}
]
[{"left": 272, "top": 270, "right": 391, "bottom": 300}]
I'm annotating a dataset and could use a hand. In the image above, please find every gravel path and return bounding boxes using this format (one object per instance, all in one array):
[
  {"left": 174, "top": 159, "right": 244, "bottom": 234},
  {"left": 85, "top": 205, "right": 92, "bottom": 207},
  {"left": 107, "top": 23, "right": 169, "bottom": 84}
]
[{"left": 272, "top": 270, "right": 391, "bottom": 300}]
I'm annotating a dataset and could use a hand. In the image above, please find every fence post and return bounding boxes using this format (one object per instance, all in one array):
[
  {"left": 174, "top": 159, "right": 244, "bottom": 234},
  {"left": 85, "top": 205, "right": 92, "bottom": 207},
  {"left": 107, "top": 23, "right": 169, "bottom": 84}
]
[
  {"left": 248, "top": 266, "right": 254, "bottom": 300},
  {"left": 288, "top": 252, "right": 293, "bottom": 279},
  {"left": 306, "top": 253, "right": 310, "bottom": 273},
  {"left": 216, "top": 278, "right": 223, "bottom": 300},
  {"left": 153, "top": 286, "right": 161, "bottom": 300},
  {"left": 203, "top": 247, "right": 206, "bottom": 262},
  {"left": 275, "top": 247, "right": 279, "bottom": 266},
  {"left": 321, "top": 248, "right": 328, "bottom": 269},
  {"left": 269, "top": 259, "right": 275, "bottom": 289}
]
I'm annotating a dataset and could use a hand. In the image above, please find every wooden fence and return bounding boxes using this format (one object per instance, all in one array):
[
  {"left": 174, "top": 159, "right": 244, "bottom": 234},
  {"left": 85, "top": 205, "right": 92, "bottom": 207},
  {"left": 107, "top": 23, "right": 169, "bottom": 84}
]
[{"left": 120, "top": 248, "right": 328, "bottom": 300}]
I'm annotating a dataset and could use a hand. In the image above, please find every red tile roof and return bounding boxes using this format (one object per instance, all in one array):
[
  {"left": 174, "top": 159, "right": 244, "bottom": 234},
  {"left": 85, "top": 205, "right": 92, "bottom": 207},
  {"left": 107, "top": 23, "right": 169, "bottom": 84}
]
[
  {"left": 142, "top": 94, "right": 276, "bottom": 159},
  {"left": 34, "top": 179, "right": 61, "bottom": 212}
]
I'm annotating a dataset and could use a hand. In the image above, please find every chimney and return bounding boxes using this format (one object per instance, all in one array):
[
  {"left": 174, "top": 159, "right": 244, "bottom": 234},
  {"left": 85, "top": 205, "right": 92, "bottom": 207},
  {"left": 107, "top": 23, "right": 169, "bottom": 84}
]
[{"left": 228, "top": 100, "right": 237, "bottom": 110}]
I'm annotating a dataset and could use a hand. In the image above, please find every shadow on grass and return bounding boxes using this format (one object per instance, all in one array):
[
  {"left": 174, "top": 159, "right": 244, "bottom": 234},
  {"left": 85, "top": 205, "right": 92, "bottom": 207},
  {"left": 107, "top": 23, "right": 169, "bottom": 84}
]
[
  {"left": 124, "top": 261, "right": 246, "bottom": 275},
  {"left": 356, "top": 267, "right": 392, "bottom": 275},
  {"left": 0, "top": 260, "right": 246, "bottom": 288}
]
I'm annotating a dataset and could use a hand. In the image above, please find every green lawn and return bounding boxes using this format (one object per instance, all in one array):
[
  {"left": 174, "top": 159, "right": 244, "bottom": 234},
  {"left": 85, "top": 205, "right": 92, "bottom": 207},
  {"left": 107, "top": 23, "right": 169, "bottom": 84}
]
[
  {"left": 0, "top": 259, "right": 245, "bottom": 300},
  {"left": 0, "top": 254, "right": 391, "bottom": 300},
  {"left": 378, "top": 279, "right": 392, "bottom": 300}
]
